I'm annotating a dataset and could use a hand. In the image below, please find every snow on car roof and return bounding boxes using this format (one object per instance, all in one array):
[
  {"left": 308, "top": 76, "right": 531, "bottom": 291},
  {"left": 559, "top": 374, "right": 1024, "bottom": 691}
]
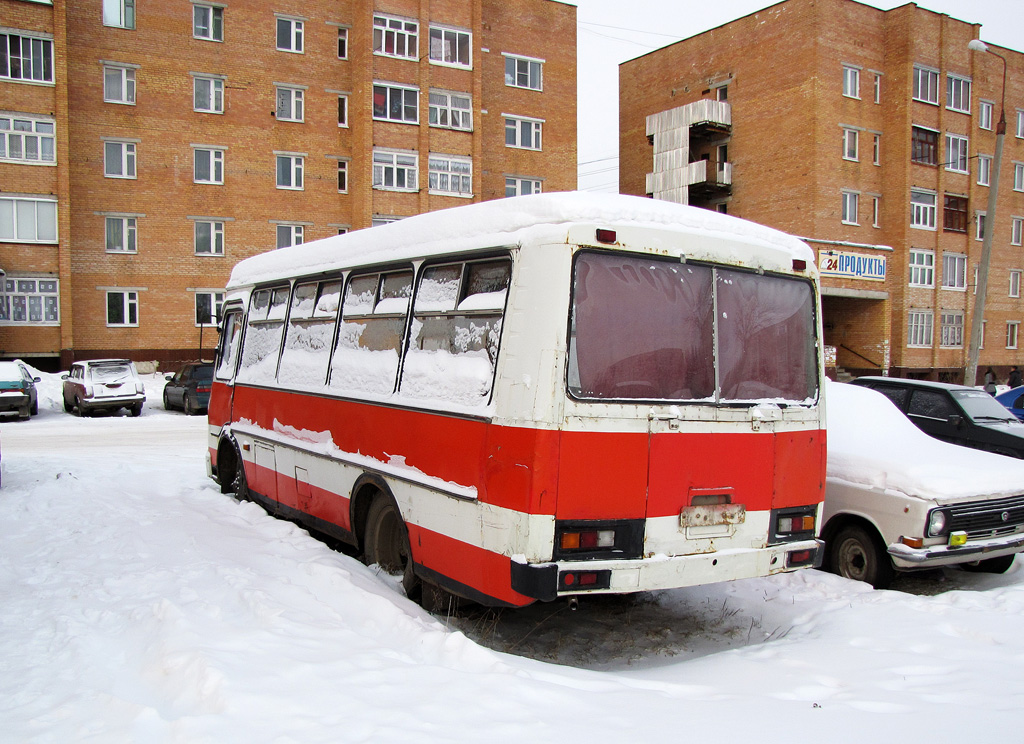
[
  {"left": 826, "top": 380, "right": 1024, "bottom": 503},
  {"left": 227, "top": 192, "right": 814, "bottom": 289}
]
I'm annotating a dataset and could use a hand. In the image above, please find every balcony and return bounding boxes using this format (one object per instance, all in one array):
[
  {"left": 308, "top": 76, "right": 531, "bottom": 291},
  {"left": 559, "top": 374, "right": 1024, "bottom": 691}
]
[
  {"left": 646, "top": 100, "right": 732, "bottom": 205},
  {"left": 685, "top": 159, "right": 733, "bottom": 199}
]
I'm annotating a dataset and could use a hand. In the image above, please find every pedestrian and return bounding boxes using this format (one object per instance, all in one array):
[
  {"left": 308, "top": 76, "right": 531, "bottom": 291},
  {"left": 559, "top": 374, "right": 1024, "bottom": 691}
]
[
  {"left": 984, "top": 366, "right": 998, "bottom": 395},
  {"left": 1010, "top": 366, "right": 1023, "bottom": 389}
]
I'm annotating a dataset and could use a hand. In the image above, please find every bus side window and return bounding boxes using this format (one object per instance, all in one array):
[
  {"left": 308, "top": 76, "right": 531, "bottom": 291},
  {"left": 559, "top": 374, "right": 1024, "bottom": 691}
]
[
  {"left": 279, "top": 280, "right": 341, "bottom": 387},
  {"left": 401, "top": 258, "right": 510, "bottom": 406},
  {"left": 215, "top": 311, "right": 244, "bottom": 381},
  {"left": 237, "top": 286, "right": 289, "bottom": 384},
  {"left": 329, "top": 271, "right": 412, "bottom": 395}
]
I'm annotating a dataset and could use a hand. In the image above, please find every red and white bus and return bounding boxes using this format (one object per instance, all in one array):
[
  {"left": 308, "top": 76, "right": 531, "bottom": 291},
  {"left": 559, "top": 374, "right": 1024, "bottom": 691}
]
[{"left": 207, "top": 193, "right": 826, "bottom": 608}]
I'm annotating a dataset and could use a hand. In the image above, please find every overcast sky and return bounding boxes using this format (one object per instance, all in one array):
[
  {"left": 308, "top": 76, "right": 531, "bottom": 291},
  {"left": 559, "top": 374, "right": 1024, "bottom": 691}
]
[{"left": 574, "top": 0, "right": 1024, "bottom": 192}]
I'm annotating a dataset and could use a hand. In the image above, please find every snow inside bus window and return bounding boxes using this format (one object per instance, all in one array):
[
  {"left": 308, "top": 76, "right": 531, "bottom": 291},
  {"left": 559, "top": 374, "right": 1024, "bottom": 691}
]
[
  {"left": 237, "top": 285, "right": 288, "bottom": 384},
  {"left": 279, "top": 281, "right": 338, "bottom": 387},
  {"left": 415, "top": 265, "right": 461, "bottom": 313},
  {"left": 215, "top": 311, "right": 243, "bottom": 381},
  {"left": 716, "top": 269, "right": 816, "bottom": 402},
  {"left": 569, "top": 252, "right": 714, "bottom": 400}
]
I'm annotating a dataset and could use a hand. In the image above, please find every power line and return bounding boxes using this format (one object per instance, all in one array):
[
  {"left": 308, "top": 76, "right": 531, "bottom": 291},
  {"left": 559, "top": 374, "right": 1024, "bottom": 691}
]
[
  {"left": 578, "top": 154, "right": 619, "bottom": 167},
  {"left": 579, "top": 20, "right": 686, "bottom": 40}
]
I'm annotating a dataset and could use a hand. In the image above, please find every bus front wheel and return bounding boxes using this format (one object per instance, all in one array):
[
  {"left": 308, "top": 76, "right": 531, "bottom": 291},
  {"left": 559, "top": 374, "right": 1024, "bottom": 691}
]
[{"left": 363, "top": 495, "right": 418, "bottom": 599}]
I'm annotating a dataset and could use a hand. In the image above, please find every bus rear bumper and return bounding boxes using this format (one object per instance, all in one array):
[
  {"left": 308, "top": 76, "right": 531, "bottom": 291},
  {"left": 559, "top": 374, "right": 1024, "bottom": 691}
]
[{"left": 511, "top": 539, "right": 824, "bottom": 602}]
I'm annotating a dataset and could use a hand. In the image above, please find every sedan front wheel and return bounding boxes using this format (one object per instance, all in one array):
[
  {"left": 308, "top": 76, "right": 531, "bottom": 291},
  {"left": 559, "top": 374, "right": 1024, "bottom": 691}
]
[{"left": 829, "top": 525, "right": 895, "bottom": 589}]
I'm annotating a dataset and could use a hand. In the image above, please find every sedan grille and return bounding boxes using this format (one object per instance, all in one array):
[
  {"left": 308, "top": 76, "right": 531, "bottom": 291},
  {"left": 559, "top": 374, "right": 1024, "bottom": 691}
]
[{"left": 948, "top": 495, "right": 1024, "bottom": 537}]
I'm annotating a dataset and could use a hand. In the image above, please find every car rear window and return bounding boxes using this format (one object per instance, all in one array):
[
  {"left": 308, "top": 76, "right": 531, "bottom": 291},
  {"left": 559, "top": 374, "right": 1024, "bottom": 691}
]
[
  {"left": 90, "top": 364, "right": 134, "bottom": 382},
  {"left": 193, "top": 366, "right": 214, "bottom": 381}
]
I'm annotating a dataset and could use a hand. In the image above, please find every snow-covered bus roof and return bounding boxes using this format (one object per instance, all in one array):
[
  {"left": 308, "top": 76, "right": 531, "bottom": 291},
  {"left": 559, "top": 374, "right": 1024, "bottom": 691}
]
[{"left": 227, "top": 192, "right": 814, "bottom": 289}]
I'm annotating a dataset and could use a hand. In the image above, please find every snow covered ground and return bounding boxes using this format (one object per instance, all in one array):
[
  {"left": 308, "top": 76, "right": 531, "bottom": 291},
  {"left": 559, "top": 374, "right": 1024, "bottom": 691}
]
[{"left": 2, "top": 368, "right": 1024, "bottom": 742}]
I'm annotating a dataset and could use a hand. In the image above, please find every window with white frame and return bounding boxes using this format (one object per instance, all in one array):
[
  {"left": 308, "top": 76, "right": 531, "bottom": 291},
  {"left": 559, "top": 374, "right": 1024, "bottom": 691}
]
[
  {"left": 337, "top": 27, "right": 348, "bottom": 59},
  {"left": 873, "top": 133, "right": 880, "bottom": 165},
  {"left": 372, "top": 149, "right": 417, "bottom": 191},
  {"left": 977, "top": 211, "right": 987, "bottom": 241},
  {"left": 1, "top": 32, "right": 54, "bottom": 83},
  {"left": 1011, "top": 270, "right": 1022, "bottom": 298},
  {"left": 193, "top": 4, "right": 223, "bottom": 41},
  {"left": 105, "top": 215, "right": 136, "bottom": 252},
  {"left": 940, "top": 311, "right": 964, "bottom": 347},
  {"left": 874, "top": 73, "right": 881, "bottom": 103},
  {"left": 980, "top": 100, "right": 994, "bottom": 130},
  {"left": 945, "top": 134, "right": 968, "bottom": 173},
  {"left": 195, "top": 291, "right": 224, "bottom": 325},
  {"left": 429, "top": 90, "right": 472, "bottom": 131},
  {"left": 910, "top": 189, "right": 936, "bottom": 229},
  {"left": 913, "top": 65, "right": 939, "bottom": 104},
  {"left": 908, "top": 310, "right": 933, "bottom": 347},
  {"left": 505, "top": 54, "right": 542, "bottom": 91},
  {"left": 947, "top": 74, "right": 971, "bottom": 113},
  {"left": 337, "top": 95, "right": 348, "bottom": 127},
  {"left": 103, "top": 140, "right": 136, "bottom": 178},
  {"left": 942, "top": 253, "right": 967, "bottom": 290},
  {"left": 194, "top": 220, "right": 224, "bottom": 254},
  {"left": 841, "top": 190, "right": 859, "bottom": 225},
  {"left": 0, "top": 277, "right": 59, "bottom": 325},
  {"left": 337, "top": 160, "right": 348, "bottom": 193},
  {"left": 505, "top": 115, "right": 542, "bottom": 150},
  {"left": 194, "top": 147, "right": 224, "bottom": 184},
  {"left": 373, "top": 83, "right": 418, "bottom": 124},
  {"left": 193, "top": 75, "right": 224, "bottom": 113},
  {"left": 909, "top": 249, "right": 934, "bottom": 287},
  {"left": 106, "top": 290, "right": 138, "bottom": 326},
  {"left": 428, "top": 155, "right": 472, "bottom": 196},
  {"left": 506, "top": 177, "right": 541, "bottom": 197},
  {"left": 0, "top": 115, "right": 55, "bottom": 164},
  {"left": 103, "top": 0, "right": 135, "bottom": 29},
  {"left": 979, "top": 154, "right": 992, "bottom": 186},
  {"left": 276, "top": 223, "right": 303, "bottom": 248},
  {"left": 0, "top": 196, "right": 57, "bottom": 242},
  {"left": 371, "top": 216, "right": 402, "bottom": 227},
  {"left": 429, "top": 26, "right": 471, "bottom": 68},
  {"left": 276, "top": 17, "right": 303, "bottom": 53},
  {"left": 103, "top": 65, "right": 136, "bottom": 104},
  {"left": 275, "top": 85, "right": 304, "bottom": 122},
  {"left": 872, "top": 195, "right": 881, "bottom": 228},
  {"left": 1013, "top": 217, "right": 1024, "bottom": 246},
  {"left": 1018, "top": 111, "right": 1024, "bottom": 138},
  {"left": 842, "top": 65, "right": 859, "bottom": 98},
  {"left": 1009, "top": 321, "right": 1020, "bottom": 349},
  {"left": 1015, "top": 162, "right": 1024, "bottom": 191},
  {"left": 373, "top": 15, "right": 418, "bottom": 60},
  {"left": 275, "top": 154, "right": 303, "bottom": 189},
  {"left": 842, "top": 128, "right": 858, "bottom": 160}
]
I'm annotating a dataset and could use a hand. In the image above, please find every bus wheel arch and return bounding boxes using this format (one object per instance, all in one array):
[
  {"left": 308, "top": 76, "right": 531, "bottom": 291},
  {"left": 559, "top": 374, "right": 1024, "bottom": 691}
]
[
  {"left": 354, "top": 478, "right": 419, "bottom": 599},
  {"left": 217, "top": 435, "right": 249, "bottom": 501}
]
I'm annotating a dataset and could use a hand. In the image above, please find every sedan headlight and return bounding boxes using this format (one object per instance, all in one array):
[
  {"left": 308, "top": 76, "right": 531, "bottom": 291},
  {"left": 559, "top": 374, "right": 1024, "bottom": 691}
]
[{"left": 927, "top": 509, "right": 948, "bottom": 537}]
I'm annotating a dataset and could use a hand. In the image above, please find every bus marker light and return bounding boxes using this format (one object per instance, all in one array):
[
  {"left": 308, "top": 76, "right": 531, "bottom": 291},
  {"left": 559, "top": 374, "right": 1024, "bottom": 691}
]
[
  {"left": 793, "top": 259, "right": 807, "bottom": 271},
  {"left": 595, "top": 229, "right": 617, "bottom": 244}
]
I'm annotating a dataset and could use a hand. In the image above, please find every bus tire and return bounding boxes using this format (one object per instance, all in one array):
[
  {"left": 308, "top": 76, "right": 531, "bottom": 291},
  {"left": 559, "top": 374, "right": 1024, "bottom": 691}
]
[
  {"left": 363, "top": 495, "right": 418, "bottom": 599},
  {"left": 961, "top": 554, "right": 1015, "bottom": 574},
  {"left": 829, "top": 524, "right": 894, "bottom": 589}
]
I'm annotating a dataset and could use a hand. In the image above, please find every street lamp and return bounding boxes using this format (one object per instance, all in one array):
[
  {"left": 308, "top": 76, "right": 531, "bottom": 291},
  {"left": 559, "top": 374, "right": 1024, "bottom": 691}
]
[{"left": 965, "top": 39, "right": 1007, "bottom": 387}]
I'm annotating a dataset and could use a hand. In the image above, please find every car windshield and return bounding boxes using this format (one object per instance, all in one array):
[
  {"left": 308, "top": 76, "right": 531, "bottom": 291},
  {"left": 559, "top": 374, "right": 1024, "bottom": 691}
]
[
  {"left": 90, "top": 364, "right": 134, "bottom": 383},
  {"left": 952, "top": 389, "right": 1021, "bottom": 422}
]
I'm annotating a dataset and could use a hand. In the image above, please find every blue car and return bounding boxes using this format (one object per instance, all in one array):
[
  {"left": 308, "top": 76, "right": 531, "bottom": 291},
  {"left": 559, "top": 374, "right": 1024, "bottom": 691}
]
[{"left": 995, "top": 386, "right": 1024, "bottom": 421}]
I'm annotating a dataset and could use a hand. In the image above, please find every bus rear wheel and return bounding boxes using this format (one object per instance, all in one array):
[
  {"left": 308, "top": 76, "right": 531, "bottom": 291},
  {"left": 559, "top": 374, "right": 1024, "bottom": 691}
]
[{"left": 363, "top": 495, "right": 418, "bottom": 599}]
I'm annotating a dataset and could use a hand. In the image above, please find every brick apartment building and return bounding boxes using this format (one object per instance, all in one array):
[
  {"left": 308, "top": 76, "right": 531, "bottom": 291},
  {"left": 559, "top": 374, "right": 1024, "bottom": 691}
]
[
  {"left": 620, "top": 0, "right": 1024, "bottom": 383},
  {"left": 1, "top": 0, "right": 576, "bottom": 372}
]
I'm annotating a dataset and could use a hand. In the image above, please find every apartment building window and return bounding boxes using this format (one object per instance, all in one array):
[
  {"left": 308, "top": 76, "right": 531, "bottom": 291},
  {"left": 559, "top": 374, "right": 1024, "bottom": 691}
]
[
  {"left": 842, "top": 128, "right": 858, "bottom": 161},
  {"left": 505, "top": 54, "right": 543, "bottom": 91},
  {"left": 1015, "top": 162, "right": 1024, "bottom": 192},
  {"left": 977, "top": 211, "right": 987, "bottom": 241},
  {"left": 506, "top": 177, "right": 541, "bottom": 197},
  {"left": 275, "top": 153, "right": 304, "bottom": 190},
  {"left": 945, "top": 134, "right": 969, "bottom": 173},
  {"left": 908, "top": 310, "right": 933, "bottom": 347},
  {"left": 0, "top": 196, "right": 57, "bottom": 242},
  {"left": 103, "top": 65, "right": 136, "bottom": 104},
  {"left": 103, "top": 140, "right": 137, "bottom": 179},
  {"left": 1009, "top": 321, "right": 1020, "bottom": 349},
  {"left": 911, "top": 126, "right": 938, "bottom": 165},
  {"left": 337, "top": 95, "right": 348, "bottom": 127},
  {"left": 276, "top": 17, "right": 303, "bottom": 53},
  {"left": 372, "top": 149, "right": 418, "bottom": 191},
  {"left": 275, "top": 85, "right": 304, "bottom": 122},
  {"left": 276, "top": 224, "right": 303, "bottom": 248},
  {"left": 337, "top": 160, "right": 348, "bottom": 193},
  {"left": 0, "top": 278, "right": 59, "bottom": 324},
  {"left": 195, "top": 291, "right": 224, "bottom": 325},
  {"left": 874, "top": 73, "right": 881, "bottom": 104},
  {"left": 1, "top": 32, "right": 54, "bottom": 83},
  {"left": 429, "top": 26, "right": 471, "bottom": 68},
  {"left": 105, "top": 216, "right": 136, "bottom": 253},
  {"left": 373, "top": 83, "right": 418, "bottom": 124},
  {"left": 872, "top": 195, "right": 881, "bottom": 228},
  {"left": 1011, "top": 270, "right": 1022, "bottom": 298},
  {"left": 1013, "top": 217, "right": 1024, "bottom": 246},
  {"left": 0, "top": 115, "right": 55, "bottom": 164},
  {"left": 373, "top": 15, "right": 418, "bottom": 60},
  {"left": 942, "top": 253, "right": 967, "bottom": 290},
  {"left": 194, "top": 220, "right": 224, "bottom": 255},
  {"left": 337, "top": 27, "right": 348, "bottom": 59},
  {"left": 194, "top": 147, "right": 224, "bottom": 184},
  {"left": 193, "top": 4, "right": 223, "bottom": 41},
  {"left": 943, "top": 194, "right": 968, "bottom": 233},
  {"left": 913, "top": 65, "right": 939, "bottom": 104},
  {"left": 910, "top": 189, "right": 936, "bottom": 229},
  {"left": 979, "top": 155, "right": 992, "bottom": 186},
  {"left": 909, "top": 249, "right": 934, "bottom": 287},
  {"left": 1018, "top": 111, "right": 1024, "bottom": 138},
  {"left": 429, "top": 91, "right": 472, "bottom": 131},
  {"left": 107, "top": 290, "right": 138, "bottom": 327},
  {"left": 103, "top": 0, "right": 135, "bottom": 29},
  {"left": 873, "top": 134, "right": 880, "bottom": 165},
  {"left": 842, "top": 65, "right": 859, "bottom": 98},
  {"left": 505, "top": 115, "right": 543, "bottom": 150},
  {"left": 980, "top": 100, "right": 994, "bottom": 130},
  {"left": 428, "top": 155, "right": 472, "bottom": 197},
  {"left": 371, "top": 216, "right": 403, "bottom": 227},
  {"left": 841, "top": 190, "right": 859, "bottom": 225},
  {"left": 940, "top": 311, "right": 964, "bottom": 347},
  {"left": 193, "top": 75, "right": 224, "bottom": 113},
  {"left": 946, "top": 74, "right": 971, "bottom": 113}
]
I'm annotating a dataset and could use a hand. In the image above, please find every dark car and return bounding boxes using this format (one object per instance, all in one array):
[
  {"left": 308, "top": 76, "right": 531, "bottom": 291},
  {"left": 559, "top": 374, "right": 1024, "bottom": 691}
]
[
  {"left": 995, "top": 386, "right": 1024, "bottom": 422},
  {"left": 850, "top": 376, "right": 1024, "bottom": 458},
  {"left": 62, "top": 359, "right": 146, "bottom": 417},
  {"left": 163, "top": 362, "right": 214, "bottom": 415},
  {"left": 0, "top": 360, "right": 40, "bottom": 419}
]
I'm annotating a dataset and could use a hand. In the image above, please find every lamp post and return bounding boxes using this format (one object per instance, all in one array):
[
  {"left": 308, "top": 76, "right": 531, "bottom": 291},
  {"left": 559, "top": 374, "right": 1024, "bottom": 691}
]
[{"left": 965, "top": 39, "right": 1007, "bottom": 387}]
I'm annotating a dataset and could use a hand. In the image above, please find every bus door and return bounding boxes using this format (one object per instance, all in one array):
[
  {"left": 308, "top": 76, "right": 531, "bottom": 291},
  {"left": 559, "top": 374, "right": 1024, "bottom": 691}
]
[{"left": 211, "top": 308, "right": 244, "bottom": 426}]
